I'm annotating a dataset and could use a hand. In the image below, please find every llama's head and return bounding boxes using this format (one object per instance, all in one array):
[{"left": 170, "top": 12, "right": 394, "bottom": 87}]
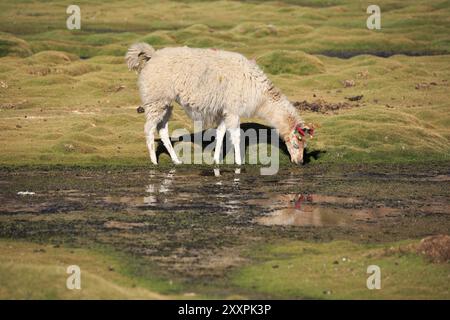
[{"left": 285, "top": 124, "right": 314, "bottom": 165}]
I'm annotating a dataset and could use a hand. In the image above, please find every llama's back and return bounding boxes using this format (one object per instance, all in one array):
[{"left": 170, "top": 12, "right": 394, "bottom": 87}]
[{"left": 138, "top": 46, "right": 271, "bottom": 125}]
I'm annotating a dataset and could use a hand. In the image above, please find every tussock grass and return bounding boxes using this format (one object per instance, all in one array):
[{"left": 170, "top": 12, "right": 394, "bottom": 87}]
[
  {"left": 234, "top": 240, "right": 450, "bottom": 299},
  {"left": 257, "top": 50, "right": 325, "bottom": 75},
  {"left": 0, "top": 240, "right": 181, "bottom": 299},
  {"left": 0, "top": 32, "right": 32, "bottom": 57},
  {"left": 1, "top": 238, "right": 447, "bottom": 299}
]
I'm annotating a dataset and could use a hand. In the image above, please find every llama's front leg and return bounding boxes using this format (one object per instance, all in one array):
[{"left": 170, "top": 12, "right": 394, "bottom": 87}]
[
  {"left": 229, "top": 127, "right": 242, "bottom": 165},
  {"left": 213, "top": 121, "right": 226, "bottom": 164},
  {"left": 225, "top": 116, "right": 242, "bottom": 165},
  {"left": 144, "top": 121, "right": 158, "bottom": 165},
  {"left": 159, "top": 120, "right": 182, "bottom": 164}
]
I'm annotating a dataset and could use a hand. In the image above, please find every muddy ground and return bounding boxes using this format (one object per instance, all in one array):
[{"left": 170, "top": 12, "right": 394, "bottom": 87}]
[{"left": 0, "top": 163, "right": 448, "bottom": 290}]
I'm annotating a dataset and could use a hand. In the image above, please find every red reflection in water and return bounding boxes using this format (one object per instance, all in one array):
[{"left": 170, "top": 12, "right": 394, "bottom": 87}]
[{"left": 293, "top": 194, "right": 313, "bottom": 209}]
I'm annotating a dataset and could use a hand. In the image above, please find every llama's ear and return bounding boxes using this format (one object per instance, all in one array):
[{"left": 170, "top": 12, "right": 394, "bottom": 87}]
[{"left": 304, "top": 123, "right": 315, "bottom": 138}]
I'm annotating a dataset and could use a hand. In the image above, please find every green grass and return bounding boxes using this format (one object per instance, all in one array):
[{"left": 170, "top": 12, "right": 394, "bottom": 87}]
[
  {"left": 0, "top": 239, "right": 185, "bottom": 299},
  {"left": 257, "top": 50, "right": 325, "bottom": 75},
  {"left": 233, "top": 240, "right": 450, "bottom": 299},
  {"left": 1, "top": 0, "right": 449, "bottom": 57},
  {"left": 0, "top": 0, "right": 449, "bottom": 166},
  {"left": 2, "top": 238, "right": 448, "bottom": 299}
]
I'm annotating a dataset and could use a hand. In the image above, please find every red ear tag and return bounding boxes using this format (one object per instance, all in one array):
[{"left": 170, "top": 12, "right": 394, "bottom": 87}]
[{"left": 295, "top": 125, "right": 305, "bottom": 137}]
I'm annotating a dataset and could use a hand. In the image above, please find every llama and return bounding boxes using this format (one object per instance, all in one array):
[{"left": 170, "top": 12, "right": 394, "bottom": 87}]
[{"left": 126, "top": 43, "right": 314, "bottom": 165}]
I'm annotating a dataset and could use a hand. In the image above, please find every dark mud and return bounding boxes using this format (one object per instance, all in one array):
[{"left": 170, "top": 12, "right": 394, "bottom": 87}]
[
  {"left": 0, "top": 163, "right": 449, "bottom": 282},
  {"left": 292, "top": 99, "right": 359, "bottom": 114}
]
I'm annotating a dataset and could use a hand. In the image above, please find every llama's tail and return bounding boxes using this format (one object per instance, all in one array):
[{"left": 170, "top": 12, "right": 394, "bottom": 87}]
[{"left": 125, "top": 42, "right": 155, "bottom": 73}]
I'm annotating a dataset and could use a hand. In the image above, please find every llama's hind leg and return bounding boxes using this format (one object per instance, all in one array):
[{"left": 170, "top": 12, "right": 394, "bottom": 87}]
[
  {"left": 144, "top": 120, "right": 158, "bottom": 164},
  {"left": 143, "top": 102, "right": 167, "bottom": 165},
  {"left": 158, "top": 107, "right": 182, "bottom": 164}
]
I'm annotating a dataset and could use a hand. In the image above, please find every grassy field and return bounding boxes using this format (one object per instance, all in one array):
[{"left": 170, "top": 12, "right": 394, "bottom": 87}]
[
  {"left": 234, "top": 240, "right": 450, "bottom": 299},
  {"left": 1, "top": 238, "right": 448, "bottom": 299},
  {"left": 0, "top": 0, "right": 449, "bottom": 166},
  {"left": 0, "top": 240, "right": 180, "bottom": 299}
]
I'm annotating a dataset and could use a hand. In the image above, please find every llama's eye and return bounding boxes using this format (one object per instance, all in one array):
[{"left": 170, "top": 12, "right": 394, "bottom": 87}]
[{"left": 293, "top": 142, "right": 299, "bottom": 149}]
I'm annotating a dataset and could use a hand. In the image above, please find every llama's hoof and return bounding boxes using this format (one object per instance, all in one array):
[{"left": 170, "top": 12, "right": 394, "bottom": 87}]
[{"left": 173, "top": 159, "right": 182, "bottom": 165}]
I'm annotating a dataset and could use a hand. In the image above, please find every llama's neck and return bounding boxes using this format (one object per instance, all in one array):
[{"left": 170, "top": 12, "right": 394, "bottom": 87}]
[{"left": 256, "top": 96, "right": 303, "bottom": 140}]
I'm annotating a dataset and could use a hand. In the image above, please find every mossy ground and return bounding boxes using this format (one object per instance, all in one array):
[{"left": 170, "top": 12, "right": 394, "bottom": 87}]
[
  {"left": 0, "top": 239, "right": 180, "bottom": 299},
  {"left": 233, "top": 240, "right": 449, "bottom": 299},
  {"left": 1, "top": 238, "right": 448, "bottom": 299}
]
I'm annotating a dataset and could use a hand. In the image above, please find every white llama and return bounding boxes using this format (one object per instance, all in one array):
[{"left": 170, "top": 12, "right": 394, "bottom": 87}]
[{"left": 126, "top": 43, "right": 313, "bottom": 165}]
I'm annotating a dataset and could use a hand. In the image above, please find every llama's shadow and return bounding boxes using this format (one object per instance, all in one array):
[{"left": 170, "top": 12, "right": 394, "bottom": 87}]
[{"left": 155, "top": 122, "right": 325, "bottom": 164}]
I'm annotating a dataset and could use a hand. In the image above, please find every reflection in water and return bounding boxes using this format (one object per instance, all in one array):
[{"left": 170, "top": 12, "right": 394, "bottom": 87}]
[
  {"left": 144, "top": 169, "right": 176, "bottom": 205},
  {"left": 139, "top": 168, "right": 243, "bottom": 214},
  {"left": 139, "top": 170, "right": 401, "bottom": 228},
  {"left": 256, "top": 194, "right": 400, "bottom": 227},
  {"left": 258, "top": 207, "right": 350, "bottom": 227},
  {"left": 3, "top": 168, "right": 443, "bottom": 231}
]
